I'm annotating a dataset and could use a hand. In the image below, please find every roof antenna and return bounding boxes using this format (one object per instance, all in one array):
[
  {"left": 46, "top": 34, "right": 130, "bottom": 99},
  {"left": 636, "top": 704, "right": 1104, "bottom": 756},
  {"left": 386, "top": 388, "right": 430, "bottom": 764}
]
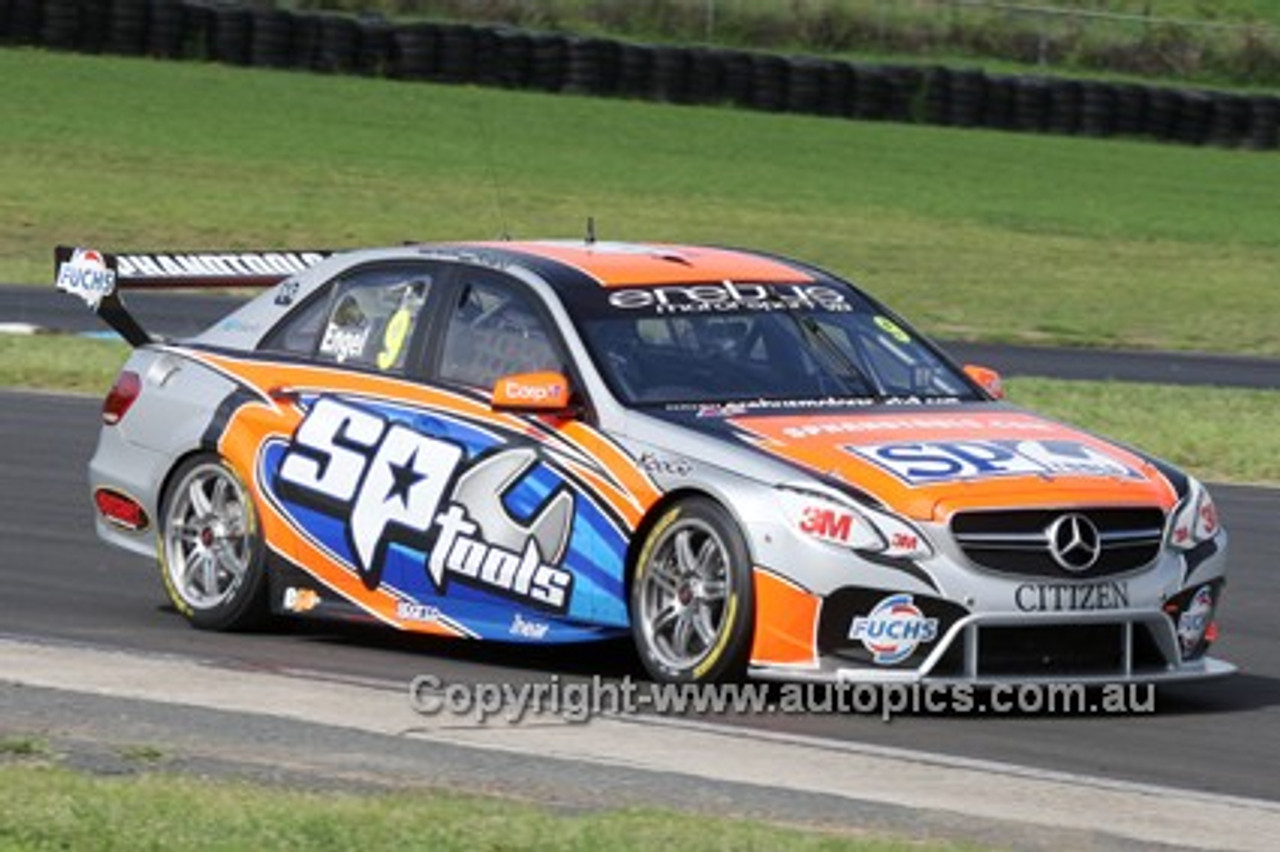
[{"left": 585, "top": 216, "right": 596, "bottom": 246}]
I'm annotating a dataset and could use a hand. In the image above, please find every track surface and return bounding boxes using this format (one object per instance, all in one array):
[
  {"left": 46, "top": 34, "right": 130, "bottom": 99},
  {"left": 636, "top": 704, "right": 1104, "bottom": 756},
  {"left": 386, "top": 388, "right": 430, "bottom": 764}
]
[
  {"left": 2, "top": 389, "right": 1277, "bottom": 802},
  {"left": 5, "top": 284, "right": 1280, "bottom": 387}
]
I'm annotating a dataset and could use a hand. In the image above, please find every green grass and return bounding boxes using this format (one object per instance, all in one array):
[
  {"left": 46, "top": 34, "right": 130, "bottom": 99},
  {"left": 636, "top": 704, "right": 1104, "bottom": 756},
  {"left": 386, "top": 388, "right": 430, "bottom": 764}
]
[
  {"left": 2, "top": 334, "right": 1275, "bottom": 486},
  {"left": 1008, "top": 378, "right": 1280, "bottom": 486},
  {"left": 0, "top": 335, "right": 128, "bottom": 396},
  {"left": 5, "top": 50, "right": 1280, "bottom": 355},
  {"left": 0, "top": 763, "right": 953, "bottom": 852}
]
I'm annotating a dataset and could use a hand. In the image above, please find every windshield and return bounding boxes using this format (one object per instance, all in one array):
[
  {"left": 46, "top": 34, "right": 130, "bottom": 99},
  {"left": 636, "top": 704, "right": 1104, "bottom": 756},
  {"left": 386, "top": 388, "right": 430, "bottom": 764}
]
[{"left": 572, "top": 281, "right": 979, "bottom": 406}]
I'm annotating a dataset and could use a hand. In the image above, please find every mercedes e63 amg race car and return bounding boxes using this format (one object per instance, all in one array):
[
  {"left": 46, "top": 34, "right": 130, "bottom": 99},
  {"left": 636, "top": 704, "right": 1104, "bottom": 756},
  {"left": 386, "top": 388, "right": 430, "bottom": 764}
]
[{"left": 56, "top": 241, "right": 1231, "bottom": 684}]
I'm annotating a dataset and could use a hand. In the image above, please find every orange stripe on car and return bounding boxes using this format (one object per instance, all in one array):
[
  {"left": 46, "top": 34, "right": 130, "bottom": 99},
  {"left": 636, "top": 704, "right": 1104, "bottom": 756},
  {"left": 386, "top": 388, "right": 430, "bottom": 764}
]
[{"left": 749, "top": 567, "right": 820, "bottom": 668}]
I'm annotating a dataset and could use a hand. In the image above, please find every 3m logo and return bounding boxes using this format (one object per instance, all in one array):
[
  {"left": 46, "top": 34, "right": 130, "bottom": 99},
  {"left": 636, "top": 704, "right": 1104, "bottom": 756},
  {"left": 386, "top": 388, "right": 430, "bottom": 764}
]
[
  {"left": 274, "top": 397, "right": 575, "bottom": 611},
  {"left": 799, "top": 506, "right": 855, "bottom": 543}
]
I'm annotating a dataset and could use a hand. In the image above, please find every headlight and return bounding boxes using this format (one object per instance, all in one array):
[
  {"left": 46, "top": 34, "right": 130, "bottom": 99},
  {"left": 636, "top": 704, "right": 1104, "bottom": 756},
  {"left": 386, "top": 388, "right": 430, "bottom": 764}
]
[
  {"left": 776, "top": 484, "right": 932, "bottom": 560},
  {"left": 1168, "top": 476, "right": 1220, "bottom": 550}
]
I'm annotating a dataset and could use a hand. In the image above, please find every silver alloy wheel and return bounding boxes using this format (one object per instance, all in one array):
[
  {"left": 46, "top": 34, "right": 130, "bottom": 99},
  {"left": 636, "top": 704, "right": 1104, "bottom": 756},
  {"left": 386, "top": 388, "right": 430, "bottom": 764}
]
[
  {"left": 637, "top": 517, "right": 732, "bottom": 671},
  {"left": 163, "top": 462, "right": 253, "bottom": 611}
]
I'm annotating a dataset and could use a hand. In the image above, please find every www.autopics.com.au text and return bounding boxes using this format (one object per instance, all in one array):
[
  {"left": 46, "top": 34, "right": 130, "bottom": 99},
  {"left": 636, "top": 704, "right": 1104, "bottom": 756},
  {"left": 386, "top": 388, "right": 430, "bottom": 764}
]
[{"left": 407, "top": 674, "right": 1157, "bottom": 724}]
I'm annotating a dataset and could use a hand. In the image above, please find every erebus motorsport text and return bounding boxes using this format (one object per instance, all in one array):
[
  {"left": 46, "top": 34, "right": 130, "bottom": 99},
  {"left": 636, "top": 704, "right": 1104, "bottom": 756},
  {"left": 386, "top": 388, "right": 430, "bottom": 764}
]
[{"left": 607, "top": 281, "right": 853, "bottom": 314}]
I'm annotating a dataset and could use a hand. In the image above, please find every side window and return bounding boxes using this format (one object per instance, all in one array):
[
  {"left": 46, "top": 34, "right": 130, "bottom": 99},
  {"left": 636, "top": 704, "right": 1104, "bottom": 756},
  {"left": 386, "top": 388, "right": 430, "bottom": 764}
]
[
  {"left": 313, "top": 267, "right": 432, "bottom": 372},
  {"left": 259, "top": 290, "right": 328, "bottom": 355},
  {"left": 438, "top": 274, "right": 564, "bottom": 390}
]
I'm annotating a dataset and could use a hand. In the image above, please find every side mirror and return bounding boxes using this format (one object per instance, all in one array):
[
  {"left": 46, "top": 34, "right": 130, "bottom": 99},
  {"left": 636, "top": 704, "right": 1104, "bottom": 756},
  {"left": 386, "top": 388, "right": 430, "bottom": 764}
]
[
  {"left": 491, "top": 371, "right": 575, "bottom": 415},
  {"left": 963, "top": 364, "right": 1005, "bottom": 400}
]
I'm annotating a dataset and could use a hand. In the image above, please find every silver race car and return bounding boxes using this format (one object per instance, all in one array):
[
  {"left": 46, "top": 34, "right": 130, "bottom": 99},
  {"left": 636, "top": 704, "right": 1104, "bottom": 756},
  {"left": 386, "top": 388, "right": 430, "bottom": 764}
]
[{"left": 56, "top": 240, "right": 1231, "bottom": 684}]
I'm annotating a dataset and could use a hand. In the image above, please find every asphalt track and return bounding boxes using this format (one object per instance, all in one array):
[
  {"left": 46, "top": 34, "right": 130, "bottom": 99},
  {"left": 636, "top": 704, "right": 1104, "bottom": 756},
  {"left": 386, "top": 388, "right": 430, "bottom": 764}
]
[
  {"left": 4, "top": 284, "right": 1280, "bottom": 388},
  {"left": 2, "top": 388, "right": 1277, "bottom": 805}
]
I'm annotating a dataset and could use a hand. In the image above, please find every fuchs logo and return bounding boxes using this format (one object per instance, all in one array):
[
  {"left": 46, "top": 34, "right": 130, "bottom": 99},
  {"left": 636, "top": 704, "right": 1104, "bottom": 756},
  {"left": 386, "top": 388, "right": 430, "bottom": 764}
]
[
  {"left": 607, "top": 281, "right": 850, "bottom": 314},
  {"left": 56, "top": 248, "right": 117, "bottom": 309},
  {"left": 848, "top": 593, "right": 939, "bottom": 665},
  {"left": 1178, "top": 585, "right": 1215, "bottom": 654},
  {"left": 275, "top": 397, "right": 575, "bottom": 611}
]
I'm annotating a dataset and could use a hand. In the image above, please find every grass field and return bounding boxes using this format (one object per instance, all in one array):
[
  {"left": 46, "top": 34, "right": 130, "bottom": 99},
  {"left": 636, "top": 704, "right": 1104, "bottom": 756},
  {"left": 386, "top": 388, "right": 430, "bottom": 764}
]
[
  {"left": 0, "top": 761, "right": 954, "bottom": 852},
  {"left": 4, "top": 334, "right": 1275, "bottom": 485},
  {"left": 5, "top": 49, "right": 1280, "bottom": 355}
]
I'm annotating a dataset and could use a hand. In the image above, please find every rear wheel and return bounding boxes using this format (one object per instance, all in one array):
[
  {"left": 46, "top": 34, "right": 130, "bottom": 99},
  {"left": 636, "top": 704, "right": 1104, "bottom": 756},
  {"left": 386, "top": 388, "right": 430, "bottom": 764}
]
[
  {"left": 631, "top": 498, "right": 755, "bottom": 683},
  {"left": 159, "top": 454, "right": 269, "bottom": 631}
]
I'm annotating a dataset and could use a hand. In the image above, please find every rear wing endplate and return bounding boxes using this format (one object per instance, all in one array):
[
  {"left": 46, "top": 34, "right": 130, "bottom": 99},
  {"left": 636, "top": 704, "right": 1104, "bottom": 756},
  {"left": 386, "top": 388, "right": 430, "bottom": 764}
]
[{"left": 54, "top": 246, "right": 329, "bottom": 346}]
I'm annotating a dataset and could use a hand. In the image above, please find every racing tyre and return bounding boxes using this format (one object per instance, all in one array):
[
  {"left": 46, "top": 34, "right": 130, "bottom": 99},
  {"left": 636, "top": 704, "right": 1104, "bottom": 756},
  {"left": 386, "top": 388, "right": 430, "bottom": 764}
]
[
  {"left": 160, "top": 454, "right": 269, "bottom": 631},
  {"left": 631, "top": 498, "right": 754, "bottom": 683}
]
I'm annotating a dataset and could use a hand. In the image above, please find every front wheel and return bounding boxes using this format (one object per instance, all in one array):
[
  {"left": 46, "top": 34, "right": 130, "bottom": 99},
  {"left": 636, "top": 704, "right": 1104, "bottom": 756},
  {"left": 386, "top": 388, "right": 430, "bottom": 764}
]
[
  {"left": 630, "top": 498, "right": 755, "bottom": 683},
  {"left": 159, "top": 454, "right": 269, "bottom": 631}
]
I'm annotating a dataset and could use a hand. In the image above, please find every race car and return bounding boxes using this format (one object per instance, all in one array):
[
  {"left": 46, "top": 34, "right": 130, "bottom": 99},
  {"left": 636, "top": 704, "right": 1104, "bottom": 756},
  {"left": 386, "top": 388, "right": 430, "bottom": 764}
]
[{"left": 55, "top": 240, "right": 1231, "bottom": 684}]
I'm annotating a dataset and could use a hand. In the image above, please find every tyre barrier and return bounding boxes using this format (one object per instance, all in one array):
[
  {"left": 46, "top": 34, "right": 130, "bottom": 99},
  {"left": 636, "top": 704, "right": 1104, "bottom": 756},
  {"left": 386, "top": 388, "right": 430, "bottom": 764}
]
[
  {"left": 10, "top": 1, "right": 1276, "bottom": 151},
  {"left": 250, "top": 8, "right": 293, "bottom": 70},
  {"left": 148, "top": 0, "right": 187, "bottom": 59},
  {"left": 1249, "top": 96, "right": 1280, "bottom": 150},
  {"left": 7, "top": 0, "right": 41, "bottom": 46},
  {"left": 355, "top": 16, "right": 392, "bottom": 78}
]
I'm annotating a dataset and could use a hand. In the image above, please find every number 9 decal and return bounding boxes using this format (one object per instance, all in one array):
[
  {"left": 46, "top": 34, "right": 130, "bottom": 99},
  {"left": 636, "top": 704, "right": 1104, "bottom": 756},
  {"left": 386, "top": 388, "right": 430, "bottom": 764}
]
[{"left": 377, "top": 307, "right": 412, "bottom": 370}]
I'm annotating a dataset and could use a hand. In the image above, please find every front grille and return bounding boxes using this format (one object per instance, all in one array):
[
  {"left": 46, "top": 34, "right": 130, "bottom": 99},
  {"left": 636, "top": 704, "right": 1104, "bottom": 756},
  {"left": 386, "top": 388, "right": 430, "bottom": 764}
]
[
  {"left": 951, "top": 508, "right": 1165, "bottom": 579},
  {"left": 929, "top": 622, "right": 1172, "bottom": 679}
]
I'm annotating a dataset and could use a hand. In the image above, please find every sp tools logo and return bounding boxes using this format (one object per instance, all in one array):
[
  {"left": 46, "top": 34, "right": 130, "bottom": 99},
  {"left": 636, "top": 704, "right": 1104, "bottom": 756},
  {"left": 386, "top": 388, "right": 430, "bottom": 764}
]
[
  {"left": 848, "top": 593, "right": 939, "bottom": 665},
  {"left": 274, "top": 397, "right": 575, "bottom": 611},
  {"left": 847, "top": 439, "right": 1139, "bottom": 485},
  {"left": 56, "top": 248, "right": 117, "bottom": 309}
]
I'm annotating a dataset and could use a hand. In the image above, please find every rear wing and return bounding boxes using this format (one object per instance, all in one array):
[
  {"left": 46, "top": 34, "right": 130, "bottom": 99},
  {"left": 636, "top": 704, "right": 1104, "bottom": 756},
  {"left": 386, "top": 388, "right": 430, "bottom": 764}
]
[{"left": 54, "top": 246, "right": 330, "bottom": 346}]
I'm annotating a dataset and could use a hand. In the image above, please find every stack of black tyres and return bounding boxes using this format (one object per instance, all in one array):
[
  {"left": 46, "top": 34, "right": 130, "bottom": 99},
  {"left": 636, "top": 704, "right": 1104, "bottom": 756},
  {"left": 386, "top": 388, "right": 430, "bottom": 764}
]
[
  {"left": 750, "top": 53, "right": 787, "bottom": 112},
  {"left": 650, "top": 45, "right": 690, "bottom": 103},
  {"left": 250, "top": 8, "right": 293, "bottom": 69},
  {"left": 821, "top": 61, "right": 855, "bottom": 117},
  {"left": 41, "top": 0, "right": 79, "bottom": 51},
  {"left": 148, "top": 0, "right": 187, "bottom": 59},
  {"left": 616, "top": 42, "right": 652, "bottom": 98},
  {"left": 391, "top": 22, "right": 436, "bottom": 81},
  {"left": 719, "top": 50, "right": 754, "bottom": 107},
  {"left": 314, "top": 13, "right": 359, "bottom": 74},
  {"left": 1047, "top": 79, "right": 1081, "bottom": 135},
  {"left": 564, "top": 37, "right": 619, "bottom": 97},
  {"left": 494, "top": 28, "right": 533, "bottom": 89},
  {"left": 530, "top": 33, "right": 567, "bottom": 92},
  {"left": 686, "top": 47, "right": 725, "bottom": 105},
  {"left": 1249, "top": 96, "right": 1280, "bottom": 150},
  {"left": 923, "top": 66, "right": 951, "bottom": 125},
  {"left": 208, "top": 3, "right": 251, "bottom": 66},
  {"left": 1013, "top": 76, "right": 1050, "bottom": 132},
  {"left": 1208, "top": 93, "right": 1247, "bottom": 148},
  {"left": 983, "top": 74, "right": 1016, "bottom": 130},
  {"left": 1176, "top": 91, "right": 1211, "bottom": 145},
  {"left": 1080, "top": 81, "right": 1116, "bottom": 137},
  {"left": 1144, "top": 87, "right": 1181, "bottom": 141},
  {"left": 108, "top": 0, "right": 147, "bottom": 56},
  {"left": 785, "top": 56, "right": 826, "bottom": 115},
  {"left": 1113, "top": 84, "right": 1147, "bottom": 137},
  {"left": 355, "top": 16, "right": 392, "bottom": 77},
  {"left": 436, "top": 23, "right": 475, "bottom": 83},
  {"left": 853, "top": 65, "right": 891, "bottom": 120},
  {"left": 952, "top": 69, "right": 987, "bottom": 127},
  {"left": 7, "top": 0, "right": 41, "bottom": 45}
]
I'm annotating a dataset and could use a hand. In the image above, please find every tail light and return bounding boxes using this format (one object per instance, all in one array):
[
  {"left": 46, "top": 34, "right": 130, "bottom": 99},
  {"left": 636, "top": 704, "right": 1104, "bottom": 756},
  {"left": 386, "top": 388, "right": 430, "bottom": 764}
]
[{"left": 103, "top": 371, "right": 141, "bottom": 425}]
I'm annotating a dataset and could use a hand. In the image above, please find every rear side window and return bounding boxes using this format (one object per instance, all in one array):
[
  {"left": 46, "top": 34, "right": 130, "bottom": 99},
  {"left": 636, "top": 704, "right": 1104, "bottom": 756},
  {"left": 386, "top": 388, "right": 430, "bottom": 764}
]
[{"left": 262, "top": 265, "right": 434, "bottom": 374}]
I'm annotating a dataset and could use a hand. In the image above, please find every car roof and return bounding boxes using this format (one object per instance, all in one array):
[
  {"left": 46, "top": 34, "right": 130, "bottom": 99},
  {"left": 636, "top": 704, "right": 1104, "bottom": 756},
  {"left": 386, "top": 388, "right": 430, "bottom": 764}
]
[{"left": 435, "top": 240, "right": 817, "bottom": 288}]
